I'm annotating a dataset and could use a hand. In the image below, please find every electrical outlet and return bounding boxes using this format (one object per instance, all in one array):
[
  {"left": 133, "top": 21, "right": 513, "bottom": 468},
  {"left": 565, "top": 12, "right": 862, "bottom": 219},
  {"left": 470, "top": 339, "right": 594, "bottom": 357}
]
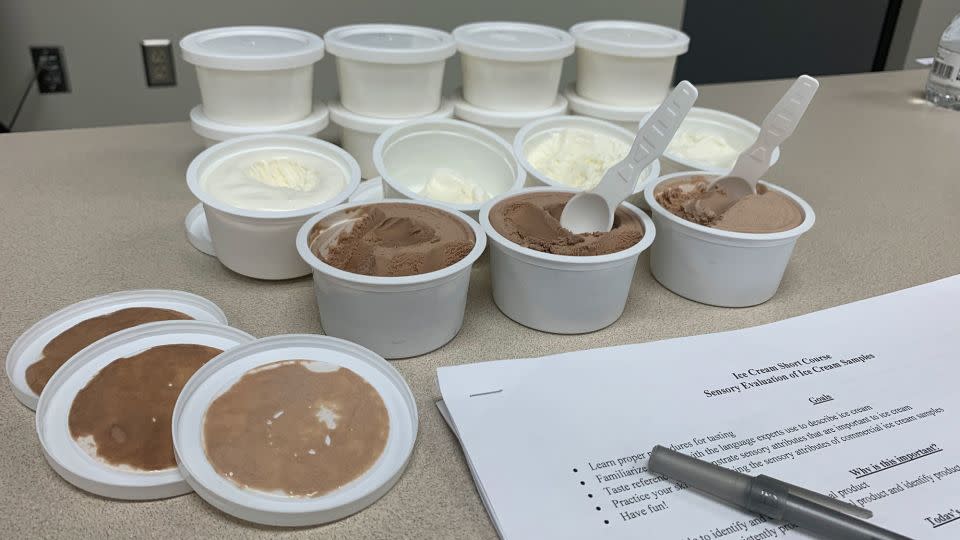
[
  {"left": 30, "top": 46, "right": 69, "bottom": 93},
  {"left": 141, "top": 39, "right": 176, "bottom": 87}
]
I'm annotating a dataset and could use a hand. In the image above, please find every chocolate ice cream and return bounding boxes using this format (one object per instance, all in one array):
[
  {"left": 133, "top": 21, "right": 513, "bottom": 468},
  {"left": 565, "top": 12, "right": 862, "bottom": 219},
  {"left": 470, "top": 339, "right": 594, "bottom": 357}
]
[
  {"left": 488, "top": 192, "right": 644, "bottom": 256},
  {"left": 309, "top": 203, "right": 475, "bottom": 277},
  {"left": 655, "top": 175, "right": 804, "bottom": 233}
]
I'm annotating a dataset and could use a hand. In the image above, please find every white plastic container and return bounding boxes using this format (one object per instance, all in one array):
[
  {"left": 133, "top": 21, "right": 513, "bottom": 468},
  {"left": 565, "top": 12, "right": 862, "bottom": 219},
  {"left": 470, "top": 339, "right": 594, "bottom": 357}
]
[
  {"left": 480, "top": 187, "right": 655, "bottom": 334},
  {"left": 349, "top": 177, "right": 384, "bottom": 203},
  {"left": 564, "top": 83, "right": 655, "bottom": 132},
  {"left": 453, "top": 22, "right": 574, "bottom": 111},
  {"left": 6, "top": 289, "right": 228, "bottom": 410},
  {"left": 180, "top": 27, "right": 325, "bottom": 126},
  {"left": 36, "top": 321, "right": 254, "bottom": 499},
  {"left": 571, "top": 21, "right": 689, "bottom": 107},
  {"left": 373, "top": 118, "right": 524, "bottom": 217},
  {"left": 190, "top": 103, "right": 330, "bottom": 147},
  {"left": 639, "top": 107, "right": 781, "bottom": 175},
  {"left": 325, "top": 24, "right": 456, "bottom": 118},
  {"left": 514, "top": 115, "right": 660, "bottom": 192},
  {"left": 644, "top": 172, "right": 815, "bottom": 307},
  {"left": 329, "top": 99, "right": 454, "bottom": 179},
  {"left": 186, "top": 134, "right": 360, "bottom": 280},
  {"left": 452, "top": 91, "right": 568, "bottom": 142},
  {"left": 296, "top": 200, "right": 486, "bottom": 359},
  {"left": 173, "top": 335, "right": 417, "bottom": 526}
]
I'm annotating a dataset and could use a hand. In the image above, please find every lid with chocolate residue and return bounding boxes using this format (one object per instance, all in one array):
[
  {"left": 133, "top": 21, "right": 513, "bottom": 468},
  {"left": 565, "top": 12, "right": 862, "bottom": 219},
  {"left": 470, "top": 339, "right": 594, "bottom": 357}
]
[
  {"left": 35, "top": 320, "right": 254, "bottom": 500},
  {"left": 172, "top": 334, "right": 418, "bottom": 527},
  {"left": 7, "top": 289, "right": 229, "bottom": 410}
]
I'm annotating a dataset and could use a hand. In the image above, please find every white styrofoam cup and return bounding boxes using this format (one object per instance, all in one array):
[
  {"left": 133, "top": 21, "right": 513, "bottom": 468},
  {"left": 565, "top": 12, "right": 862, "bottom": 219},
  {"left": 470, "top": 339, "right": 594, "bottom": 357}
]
[
  {"left": 186, "top": 134, "right": 361, "bottom": 280},
  {"left": 296, "top": 200, "right": 486, "bottom": 359},
  {"left": 644, "top": 172, "right": 815, "bottom": 307},
  {"left": 480, "top": 187, "right": 655, "bottom": 334}
]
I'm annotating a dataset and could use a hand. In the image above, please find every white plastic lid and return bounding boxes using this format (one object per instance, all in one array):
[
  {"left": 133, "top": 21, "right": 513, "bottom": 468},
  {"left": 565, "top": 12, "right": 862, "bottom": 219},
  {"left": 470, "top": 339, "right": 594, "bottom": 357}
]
[
  {"left": 453, "top": 22, "right": 575, "bottom": 62},
  {"left": 35, "top": 321, "right": 255, "bottom": 500},
  {"left": 325, "top": 24, "right": 455, "bottom": 64},
  {"left": 570, "top": 20, "right": 689, "bottom": 58},
  {"left": 190, "top": 103, "right": 330, "bottom": 142},
  {"left": 180, "top": 26, "right": 325, "bottom": 71},
  {"left": 564, "top": 83, "right": 656, "bottom": 121},
  {"left": 173, "top": 335, "right": 418, "bottom": 526},
  {"left": 185, "top": 203, "right": 215, "bottom": 256},
  {"left": 349, "top": 178, "right": 384, "bottom": 203},
  {"left": 453, "top": 90, "right": 567, "bottom": 128},
  {"left": 6, "top": 290, "right": 229, "bottom": 410},
  {"left": 328, "top": 99, "right": 454, "bottom": 134}
]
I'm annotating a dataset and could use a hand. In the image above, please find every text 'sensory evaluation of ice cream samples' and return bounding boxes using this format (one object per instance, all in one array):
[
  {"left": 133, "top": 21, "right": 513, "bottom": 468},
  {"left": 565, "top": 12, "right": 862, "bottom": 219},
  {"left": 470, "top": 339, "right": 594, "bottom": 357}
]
[{"left": 438, "top": 276, "right": 960, "bottom": 539}]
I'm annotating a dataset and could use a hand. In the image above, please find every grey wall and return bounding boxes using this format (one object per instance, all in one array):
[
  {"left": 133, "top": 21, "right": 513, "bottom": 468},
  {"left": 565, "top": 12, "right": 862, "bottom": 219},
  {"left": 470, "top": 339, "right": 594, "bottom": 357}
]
[
  {"left": 0, "top": 0, "right": 684, "bottom": 132},
  {"left": 904, "top": 0, "right": 959, "bottom": 65}
]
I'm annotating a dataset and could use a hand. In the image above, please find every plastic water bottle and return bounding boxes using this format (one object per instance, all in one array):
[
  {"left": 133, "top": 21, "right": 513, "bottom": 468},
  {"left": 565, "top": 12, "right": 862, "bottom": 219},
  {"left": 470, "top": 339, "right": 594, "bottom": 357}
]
[{"left": 925, "top": 14, "right": 960, "bottom": 110}]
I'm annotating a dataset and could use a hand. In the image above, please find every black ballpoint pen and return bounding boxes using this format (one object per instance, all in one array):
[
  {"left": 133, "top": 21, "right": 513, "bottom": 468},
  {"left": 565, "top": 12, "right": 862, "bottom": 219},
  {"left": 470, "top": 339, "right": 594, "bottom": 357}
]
[{"left": 648, "top": 445, "right": 913, "bottom": 540}]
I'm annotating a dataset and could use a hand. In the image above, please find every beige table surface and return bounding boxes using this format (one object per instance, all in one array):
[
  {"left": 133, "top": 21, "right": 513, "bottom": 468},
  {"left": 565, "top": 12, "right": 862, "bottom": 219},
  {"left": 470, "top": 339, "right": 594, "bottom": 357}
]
[{"left": 1, "top": 69, "right": 958, "bottom": 538}]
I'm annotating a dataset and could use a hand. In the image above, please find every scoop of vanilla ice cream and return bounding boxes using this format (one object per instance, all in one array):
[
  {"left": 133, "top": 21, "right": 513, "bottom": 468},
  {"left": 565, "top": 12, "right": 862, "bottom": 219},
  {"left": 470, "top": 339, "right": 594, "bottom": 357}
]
[
  {"left": 418, "top": 168, "right": 491, "bottom": 204},
  {"left": 525, "top": 128, "right": 629, "bottom": 190},
  {"left": 667, "top": 130, "right": 739, "bottom": 169},
  {"left": 245, "top": 158, "right": 320, "bottom": 191}
]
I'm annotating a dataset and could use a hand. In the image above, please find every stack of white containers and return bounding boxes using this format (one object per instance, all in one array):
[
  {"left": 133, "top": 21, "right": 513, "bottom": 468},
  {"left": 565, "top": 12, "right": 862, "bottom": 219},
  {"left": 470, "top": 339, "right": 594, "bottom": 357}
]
[
  {"left": 450, "top": 22, "right": 572, "bottom": 144},
  {"left": 564, "top": 21, "right": 689, "bottom": 131},
  {"left": 324, "top": 24, "right": 458, "bottom": 180},
  {"left": 180, "top": 26, "right": 331, "bottom": 146}
]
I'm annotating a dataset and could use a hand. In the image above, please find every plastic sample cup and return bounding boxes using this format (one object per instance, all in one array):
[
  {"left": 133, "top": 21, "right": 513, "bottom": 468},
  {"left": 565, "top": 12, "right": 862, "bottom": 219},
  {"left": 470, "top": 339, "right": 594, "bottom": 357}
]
[
  {"left": 452, "top": 91, "right": 568, "bottom": 143},
  {"left": 329, "top": 99, "right": 454, "bottom": 179},
  {"left": 186, "top": 134, "right": 360, "bottom": 280},
  {"left": 513, "top": 115, "right": 660, "bottom": 192},
  {"left": 480, "top": 187, "right": 655, "bottom": 334},
  {"left": 180, "top": 26, "right": 325, "bottom": 126},
  {"left": 644, "top": 172, "right": 815, "bottom": 307},
  {"left": 190, "top": 103, "right": 330, "bottom": 148},
  {"left": 639, "top": 107, "right": 781, "bottom": 175},
  {"left": 564, "top": 83, "right": 655, "bottom": 132},
  {"left": 325, "top": 24, "right": 456, "bottom": 118},
  {"left": 571, "top": 20, "right": 689, "bottom": 107},
  {"left": 349, "top": 178, "right": 384, "bottom": 203},
  {"left": 454, "top": 22, "right": 574, "bottom": 111},
  {"left": 296, "top": 200, "right": 486, "bottom": 359},
  {"left": 373, "top": 118, "right": 524, "bottom": 218}
]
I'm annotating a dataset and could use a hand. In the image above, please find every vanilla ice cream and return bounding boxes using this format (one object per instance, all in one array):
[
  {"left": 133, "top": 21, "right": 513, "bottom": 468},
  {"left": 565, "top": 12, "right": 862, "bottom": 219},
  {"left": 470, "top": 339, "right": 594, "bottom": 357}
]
[
  {"left": 524, "top": 128, "right": 628, "bottom": 189},
  {"left": 667, "top": 128, "right": 739, "bottom": 169},
  {"left": 417, "top": 168, "right": 491, "bottom": 205},
  {"left": 201, "top": 148, "right": 347, "bottom": 211}
]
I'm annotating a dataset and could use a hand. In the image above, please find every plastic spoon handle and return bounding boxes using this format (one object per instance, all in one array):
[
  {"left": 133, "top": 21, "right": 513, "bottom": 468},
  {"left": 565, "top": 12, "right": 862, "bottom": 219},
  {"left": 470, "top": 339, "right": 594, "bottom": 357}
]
[
  {"left": 727, "top": 75, "right": 819, "bottom": 190},
  {"left": 592, "top": 81, "right": 699, "bottom": 209}
]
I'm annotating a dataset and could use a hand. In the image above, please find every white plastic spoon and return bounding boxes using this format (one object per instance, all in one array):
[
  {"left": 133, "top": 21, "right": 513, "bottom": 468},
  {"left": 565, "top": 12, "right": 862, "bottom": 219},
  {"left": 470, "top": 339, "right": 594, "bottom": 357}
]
[
  {"left": 560, "top": 81, "right": 698, "bottom": 234},
  {"left": 706, "top": 75, "right": 819, "bottom": 204}
]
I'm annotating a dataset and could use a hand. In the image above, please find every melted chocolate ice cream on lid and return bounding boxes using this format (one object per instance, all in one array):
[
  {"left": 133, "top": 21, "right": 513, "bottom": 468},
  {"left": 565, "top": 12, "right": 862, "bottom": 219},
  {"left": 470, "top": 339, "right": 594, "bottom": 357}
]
[
  {"left": 172, "top": 335, "right": 417, "bottom": 527},
  {"left": 35, "top": 320, "right": 253, "bottom": 500},
  {"left": 7, "top": 289, "right": 228, "bottom": 410}
]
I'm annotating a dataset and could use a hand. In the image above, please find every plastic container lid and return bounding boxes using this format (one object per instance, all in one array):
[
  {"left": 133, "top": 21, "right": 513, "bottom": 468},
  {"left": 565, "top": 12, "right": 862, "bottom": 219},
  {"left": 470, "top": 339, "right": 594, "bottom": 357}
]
[
  {"left": 564, "top": 83, "right": 656, "bottom": 122},
  {"left": 328, "top": 99, "right": 454, "bottom": 134},
  {"left": 453, "top": 22, "right": 575, "bottom": 62},
  {"left": 173, "top": 335, "right": 418, "bottom": 526},
  {"left": 190, "top": 103, "right": 330, "bottom": 142},
  {"left": 570, "top": 20, "right": 689, "bottom": 58},
  {"left": 325, "top": 24, "right": 456, "bottom": 64},
  {"left": 452, "top": 91, "right": 568, "bottom": 128},
  {"left": 180, "top": 26, "right": 325, "bottom": 71},
  {"left": 35, "top": 320, "right": 254, "bottom": 500},
  {"left": 349, "top": 178, "right": 384, "bottom": 203},
  {"left": 6, "top": 290, "right": 229, "bottom": 410},
  {"left": 185, "top": 203, "right": 215, "bottom": 256}
]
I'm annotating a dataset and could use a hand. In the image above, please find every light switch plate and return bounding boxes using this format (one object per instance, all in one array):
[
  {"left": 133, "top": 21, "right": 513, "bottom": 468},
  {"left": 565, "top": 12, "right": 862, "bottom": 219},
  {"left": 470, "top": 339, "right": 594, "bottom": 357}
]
[
  {"left": 30, "top": 46, "right": 69, "bottom": 93},
  {"left": 141, "top": 39, "right": 176, "bottom": 87}
]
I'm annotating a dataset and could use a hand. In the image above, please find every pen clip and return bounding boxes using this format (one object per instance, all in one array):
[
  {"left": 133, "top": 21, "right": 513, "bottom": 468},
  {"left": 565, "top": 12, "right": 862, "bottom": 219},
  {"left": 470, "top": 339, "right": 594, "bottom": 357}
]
[{"left": 758, "top": 475, "right": 874, "bottom": 520}]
